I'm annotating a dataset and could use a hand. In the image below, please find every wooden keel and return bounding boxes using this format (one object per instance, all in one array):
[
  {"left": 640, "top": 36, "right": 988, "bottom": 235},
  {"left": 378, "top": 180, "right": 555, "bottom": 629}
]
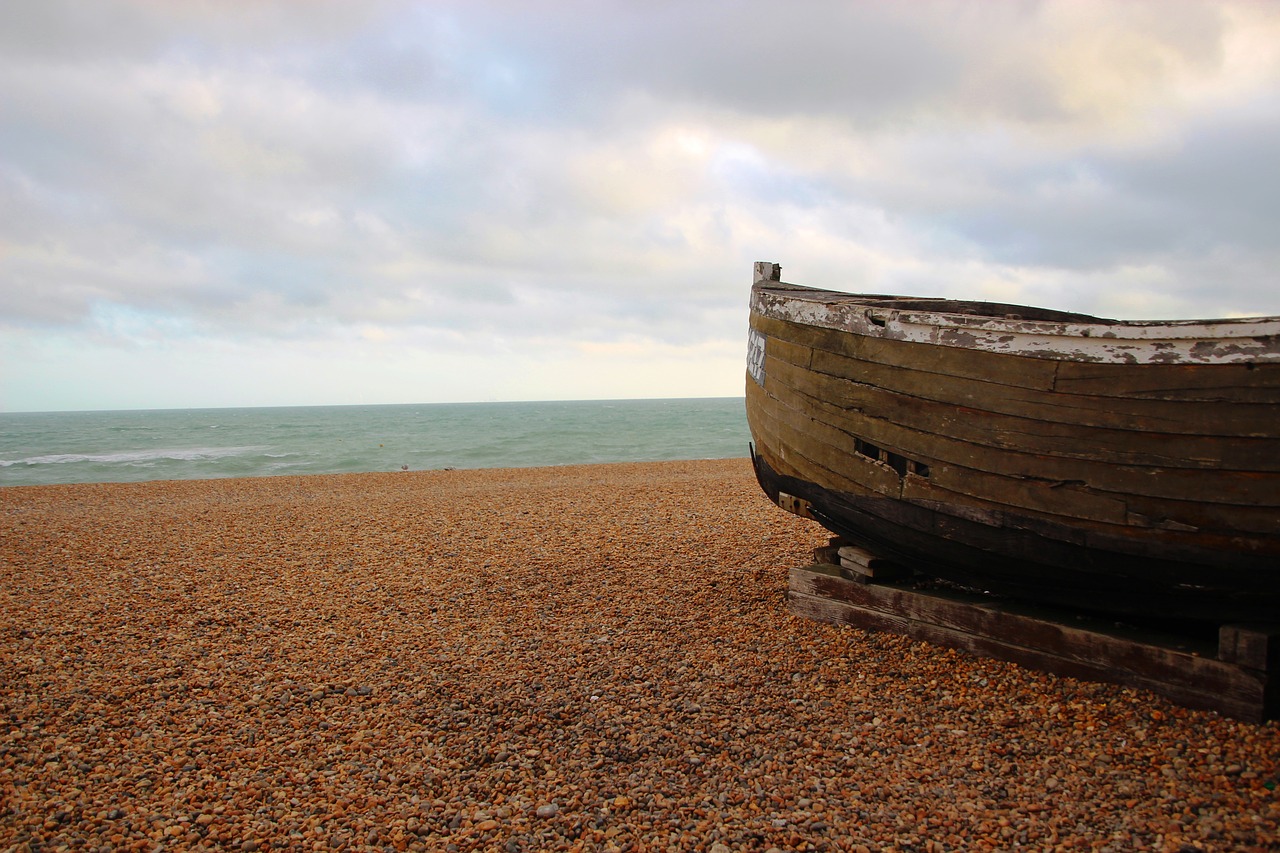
[{"left": 788, "top": 561, "right": 1280, "bottom": 723}]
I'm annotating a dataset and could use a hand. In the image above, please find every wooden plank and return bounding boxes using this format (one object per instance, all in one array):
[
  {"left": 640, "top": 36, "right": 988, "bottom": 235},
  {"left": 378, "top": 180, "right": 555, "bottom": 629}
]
[
  {"left": 810, "top": 543, "right": 909, "bottom": 581},
  {"left": 898, "top": 464, "right": 1280, "bottom": 581},
  {"left": 810, "top": 342, "right": 1279, "bottom": 439},
  {"left": 745, "top": 383, "right": 816, "bottom": 484},
  {"left": 752, "top": 288, "right": 1280, "bottom": 402},
  {"left": 838, "top": 544, "right": 886, "bottom": 568},
  {"left": 752, "top": 384, "right": 1274, "bottom": 573},
  {"left": 771, "top": 336, "right": 1280, "bottom": 479},
  {"left": 766, "top": 375, "right": 1135, "bottom": 525},
  {"left": 752, "top": 312, "right": 1061, "bottom": 393},
  {"left": 755, "top": 313, "right": 1279, "bottom": 434},
  {"left": 747, "top": 380, "right": 901, "bottom": 497},
  {"left": 753, "top": 280, "right": 1280, "bottom": 368},
  {"left": 770, "top": 352, "right": 1280, "bottom": 473},
  {"left": 765, "top": 336, "right": 814, "bottom": 373},
  {"left": 873, "top": 417, "right": 1280, "bottom": 537},
  {"left": 792, "top": 567, "right": 1214, "bottom": 676},
  {"left": 814, "top": 347, "right": 1280, "bottom": 439},
  {"left": 836, "top": 545, "right": 909, "bottom": 580},
  {"left": 799, "top": 380, "right": 1280, "bottom": 537},
  {"left": 747, "top": 395, "right": 842, "bottom": 495},
  {"left": 788, "top": 590, "right": 1271, "bottom": 721},
  {"left": 755, "top": 387, "right": 1102, "bottom": 552},
  {"left": 787, "top": 566, "right": 1276, "bottom": 722},
  {"left": 1056, "top": 360, "right": 1280, "bottom": 402},
  {"left": 840, "top": 560, "right": 908, "bottom": 581},
  {"left": 1219, "top": 625, "right": 1280, "bottom": 670},
  {"left": 812, "top": 544, "right": 843, "bottom": 565},
  {"left": 1122, "top": 493, "right": 1280, "bottom": 537},
  {"left": 755, "top": 435, "right": 1280, "bottom": 617},
  {"left": 766, "top": 354, "right": 1280, "bottom": 511},
  {"left": 900, "top": 474, "right": 1280, "bottom": 566}
]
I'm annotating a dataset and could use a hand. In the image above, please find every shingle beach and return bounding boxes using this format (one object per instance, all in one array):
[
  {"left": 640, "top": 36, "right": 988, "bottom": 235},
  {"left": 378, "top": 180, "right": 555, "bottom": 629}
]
[{"left": 3, "top": 459, "right": 1277, "bottom": 851}]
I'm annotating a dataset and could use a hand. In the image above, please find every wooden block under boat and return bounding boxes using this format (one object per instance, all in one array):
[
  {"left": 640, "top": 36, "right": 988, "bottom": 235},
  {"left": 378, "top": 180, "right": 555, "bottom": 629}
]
[
  {"left": 812, "top": 544, "right": 842, "bottom": 565},
  {"left": 837, "top": 544, "right": 909, "bottom": 580},
  {"left": 813, "top": 540, "right": 909, "bottom": 580}
]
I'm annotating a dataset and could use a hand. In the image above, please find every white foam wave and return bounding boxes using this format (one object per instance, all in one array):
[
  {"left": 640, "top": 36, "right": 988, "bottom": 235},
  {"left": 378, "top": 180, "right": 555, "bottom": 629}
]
[{"left": 0, "top": 446, "right": 263, "bottom": 467}]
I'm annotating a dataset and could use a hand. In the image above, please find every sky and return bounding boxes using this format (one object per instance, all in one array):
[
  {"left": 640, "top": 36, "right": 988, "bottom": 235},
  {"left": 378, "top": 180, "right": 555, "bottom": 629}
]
[{"left": 2, "top": 1, "right": 1279, "bottom": 412}]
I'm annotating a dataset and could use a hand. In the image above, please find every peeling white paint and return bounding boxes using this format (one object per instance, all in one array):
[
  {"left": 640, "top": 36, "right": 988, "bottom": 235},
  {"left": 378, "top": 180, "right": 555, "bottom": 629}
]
[{"left": 751, "top": 263, "right": 1280, "bottom": 365}]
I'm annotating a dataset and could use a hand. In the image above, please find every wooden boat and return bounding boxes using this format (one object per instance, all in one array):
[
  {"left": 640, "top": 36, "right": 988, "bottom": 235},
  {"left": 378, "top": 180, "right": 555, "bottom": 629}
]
[{"left": 746, "top": 262, "right": 1280, "bottom": 623}]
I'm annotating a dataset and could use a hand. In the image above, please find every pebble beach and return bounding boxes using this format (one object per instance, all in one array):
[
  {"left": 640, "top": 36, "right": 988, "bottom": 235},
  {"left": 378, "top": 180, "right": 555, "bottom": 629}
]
[{"left": 2, "top": 459, "right": 1277, "bottom": 852}]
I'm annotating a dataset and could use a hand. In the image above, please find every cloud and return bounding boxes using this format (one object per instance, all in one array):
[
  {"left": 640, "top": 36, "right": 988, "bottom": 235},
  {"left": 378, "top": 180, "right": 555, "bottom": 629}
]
[{"left": 2, "top": 0, "right": 1279, "bottom": 410}]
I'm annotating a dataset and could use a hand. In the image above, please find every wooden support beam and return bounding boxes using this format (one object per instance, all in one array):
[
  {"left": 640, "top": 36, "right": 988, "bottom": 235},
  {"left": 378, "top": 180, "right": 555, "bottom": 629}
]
[
  {"left": 1219, "top": 624, "right": 1280, "bottom": 670},
  {"left": 789, "top": 564, "right": 1278, "bottom": 723}
]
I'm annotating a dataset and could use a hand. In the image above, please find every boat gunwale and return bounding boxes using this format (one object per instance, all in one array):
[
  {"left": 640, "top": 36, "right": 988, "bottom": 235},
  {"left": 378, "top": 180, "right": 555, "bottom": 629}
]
[{"left": 751, "top": 265, "right": 1280, "bottom": 365}]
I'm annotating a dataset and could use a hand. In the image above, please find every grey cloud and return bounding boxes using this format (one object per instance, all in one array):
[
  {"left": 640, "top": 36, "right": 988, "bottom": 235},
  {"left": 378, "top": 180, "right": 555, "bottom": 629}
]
[
  {"left": 921, "top": 104, "right": 1280, "bottom": 274},
  {"left": 1113, "top": 110, "right": 1280, "bottom": 249},
  {"left": 426, "top": 1, "right": 1231, "bottom": 130},
  {"left": 2, "top": 0, "right": 1278, "bottom": 359},
  {"left": 411, "top": 2, "right": 967, "bottom": 125}
]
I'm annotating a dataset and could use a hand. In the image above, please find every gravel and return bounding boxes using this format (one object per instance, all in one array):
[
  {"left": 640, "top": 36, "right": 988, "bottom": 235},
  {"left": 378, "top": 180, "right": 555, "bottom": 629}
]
[{"left": 2, "top": 459, "right": 1277, "bottom": 851}]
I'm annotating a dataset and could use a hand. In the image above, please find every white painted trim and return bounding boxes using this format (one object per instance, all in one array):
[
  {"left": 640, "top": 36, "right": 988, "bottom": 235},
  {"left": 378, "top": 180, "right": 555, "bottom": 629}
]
[{"left": 752, "top": 279, "right": 1280, "bottom": 365}]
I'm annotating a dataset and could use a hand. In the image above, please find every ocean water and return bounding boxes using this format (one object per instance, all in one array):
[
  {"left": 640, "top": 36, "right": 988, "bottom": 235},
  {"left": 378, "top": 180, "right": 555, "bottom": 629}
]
[{"left": 0, "top": 398, "right": 752, "bottom": 487}]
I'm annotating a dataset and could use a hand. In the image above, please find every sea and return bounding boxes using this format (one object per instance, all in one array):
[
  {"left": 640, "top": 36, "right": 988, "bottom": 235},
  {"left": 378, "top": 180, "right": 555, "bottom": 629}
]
[{"left": 0, "top": 397, "right": 752, "bottom": 488}]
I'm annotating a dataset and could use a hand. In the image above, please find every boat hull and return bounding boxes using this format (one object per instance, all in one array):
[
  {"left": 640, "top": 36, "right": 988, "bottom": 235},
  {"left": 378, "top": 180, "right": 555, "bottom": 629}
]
[{"left": 746, "top": 263, "right": 1280, "bottom": 623}]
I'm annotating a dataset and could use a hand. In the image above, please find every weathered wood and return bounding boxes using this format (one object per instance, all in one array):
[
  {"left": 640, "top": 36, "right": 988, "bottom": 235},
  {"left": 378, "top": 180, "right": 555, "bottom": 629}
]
[
  {"left": 755, "top": 448, "right": 1277, "bottom": 617},
  {"left": 754, "top": 310, "right": 1280, "bottom": 432},
  {"left": 838, "top": 544, "right": 883, "bottom": 568},
  {"left": 788, "top": 565, "right": 1277, "bottom": 722},
  {"left": 1056, "top": 360, "right": 1280, "bottom": 402},
  {"left": 763, "top": 372, "right": 1136, "bottom": 524},
  {"left": 757, "top": 373, "right": 1131, "bottom": 525},
  {"left": 762, "top": 365, "right": 1280, "bottom": 552},
  {"left": 767, "top": 346, "right": 1280, "bottom": 507},
  {"left": 836, "top": 544, "right": 909, "bottom": 580},
  {"left": 752, "top": 311, "right": 1062, "bottom": 393},
  {"left": 838, "top": 560, "right": 907, "bottom": 581},
  {"left": 763, "top": 335, "right": 814, "bottom": 373},
  {"left": 812, "top": 544, "right": 842, "bottom": 564},
  {"left": 752, "top": 275, "right": 1280, "bottom": 374},
  {"left": 766, "top": 354, "right": 1280, "bottom": 519},
  {"left": 1219, "top": 625, "right": 1280, "bottom": 670},
  {"left": 747, "top": 264, "right": 1280, "bottom": 622},
  {"left": 767, "top": 346, "right": 1280, "bottom": 473},
  {"left": 746, "top": 382, "right": 899, "bottom": 496}
]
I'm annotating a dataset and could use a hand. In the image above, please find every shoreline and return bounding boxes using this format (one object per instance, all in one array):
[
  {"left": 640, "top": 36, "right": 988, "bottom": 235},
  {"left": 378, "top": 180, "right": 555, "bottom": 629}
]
[
  {"left": 0, "top": 453, "right": 754, "bottom": 491},
  {"left": 3, "top": 459, "right": 1277, "bottom": 850}
]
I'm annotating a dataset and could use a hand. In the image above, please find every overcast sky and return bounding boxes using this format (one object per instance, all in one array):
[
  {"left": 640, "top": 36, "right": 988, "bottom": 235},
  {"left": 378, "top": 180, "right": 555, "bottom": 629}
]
[{"left": 3, "top": 1, "right": 1278, "bottom": 412}]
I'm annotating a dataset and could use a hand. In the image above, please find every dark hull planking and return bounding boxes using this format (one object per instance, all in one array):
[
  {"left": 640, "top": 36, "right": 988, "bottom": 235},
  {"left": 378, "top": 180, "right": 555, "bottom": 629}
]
[{"left": 746, "top": 263, "right": 1280, "bottom": 623}]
